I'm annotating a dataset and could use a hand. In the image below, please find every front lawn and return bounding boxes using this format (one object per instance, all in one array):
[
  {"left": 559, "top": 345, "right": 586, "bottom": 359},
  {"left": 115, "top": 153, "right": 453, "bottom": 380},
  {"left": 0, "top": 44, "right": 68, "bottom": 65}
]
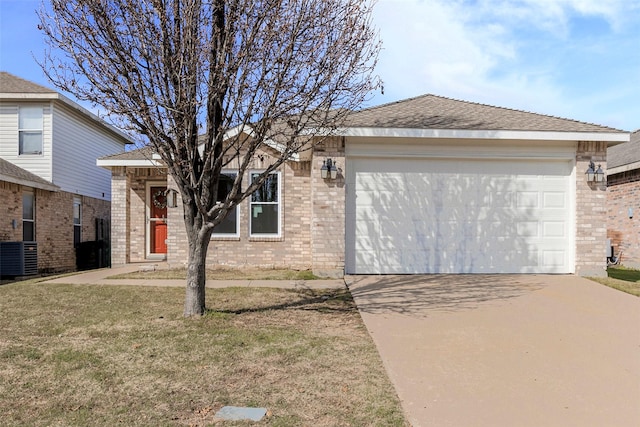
[
  {"left": 0, "top": 281, "right": 406, "bottom": 426},
  {"left": 589, "top": 266, "right": 640, "bottom": 297}
]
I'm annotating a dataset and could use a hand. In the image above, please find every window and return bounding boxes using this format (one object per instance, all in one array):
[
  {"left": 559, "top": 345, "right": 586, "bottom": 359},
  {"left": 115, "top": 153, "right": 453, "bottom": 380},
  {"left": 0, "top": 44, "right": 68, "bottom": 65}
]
[
  {"left": 23, "top": 191, "right": 35, "bottom": 241},
  {"left": 250, "top": 172, "right": 280, "bottom": 236},
  {"left": 19, "top": 107, "right": 43, "bottom": 155},
  {"left": 73, "top": 197, "right": 82, "bottom": 247},
  {"left": 212, "top": 172, "right": 239, "bottom": 237}
]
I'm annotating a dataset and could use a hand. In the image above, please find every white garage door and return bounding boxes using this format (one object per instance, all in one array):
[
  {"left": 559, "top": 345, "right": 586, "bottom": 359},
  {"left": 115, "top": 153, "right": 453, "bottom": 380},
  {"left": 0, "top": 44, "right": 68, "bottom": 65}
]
[{"left": 346, "top": 157, "right": 574, "bottom": 274}]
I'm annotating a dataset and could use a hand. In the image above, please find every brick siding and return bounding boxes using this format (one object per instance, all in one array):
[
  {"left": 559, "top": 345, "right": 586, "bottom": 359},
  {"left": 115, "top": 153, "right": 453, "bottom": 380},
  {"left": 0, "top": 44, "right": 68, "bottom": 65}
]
[
  {"left": 109, "top": 139, "right": 610, "bottom": 277},
  {"left": 0, "top": 179, "right": 110, "bottom": 273},
  {"left": 575, "top": 142, "right": 608, "bottom": 276},
  {"left": 166, "top": 148, "right": 317, "bottom": 272},
  {"left": 311, "top": 137, "right": 346, "bottom": 277},
  {"left": 110, "top": 167, "right": 167, "bottom": 265},
  {"left": 607, "top": 169, "right": 640, "bottom": 266},
  {"left": 0, "top": 181, "right": 22, "bottom": 242}
]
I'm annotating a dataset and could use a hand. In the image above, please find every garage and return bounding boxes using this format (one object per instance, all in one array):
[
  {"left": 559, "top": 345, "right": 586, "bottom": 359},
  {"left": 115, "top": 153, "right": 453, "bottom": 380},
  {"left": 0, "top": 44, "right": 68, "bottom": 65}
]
[{"left": 345, "top": 149, "right": 575, "bottom": 274}]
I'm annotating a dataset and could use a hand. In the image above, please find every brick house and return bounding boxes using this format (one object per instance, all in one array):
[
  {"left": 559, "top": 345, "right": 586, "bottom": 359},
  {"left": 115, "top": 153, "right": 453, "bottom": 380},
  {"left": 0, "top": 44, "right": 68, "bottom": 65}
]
[
  {"left": 98, "top": 95, "right": 628, "bottom": 277},
  {"left": 607, "top": 129, "right": 640, "bottom": 267},
  {"left": 0, "top": 72, "right": 131, "bottom": 274}
]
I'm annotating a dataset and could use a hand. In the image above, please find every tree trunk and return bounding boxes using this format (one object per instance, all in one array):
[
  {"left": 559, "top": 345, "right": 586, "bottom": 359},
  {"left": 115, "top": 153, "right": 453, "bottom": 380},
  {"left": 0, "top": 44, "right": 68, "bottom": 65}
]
[{"left": 183, "top": 226, "right": 210, "bottom": 317}]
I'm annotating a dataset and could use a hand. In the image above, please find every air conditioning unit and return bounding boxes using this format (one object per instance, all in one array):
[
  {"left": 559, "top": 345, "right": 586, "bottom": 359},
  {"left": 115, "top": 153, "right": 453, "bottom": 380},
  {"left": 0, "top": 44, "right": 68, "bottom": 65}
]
[{"left": 0, "top": 242, "right": 38, "bottom": 276}]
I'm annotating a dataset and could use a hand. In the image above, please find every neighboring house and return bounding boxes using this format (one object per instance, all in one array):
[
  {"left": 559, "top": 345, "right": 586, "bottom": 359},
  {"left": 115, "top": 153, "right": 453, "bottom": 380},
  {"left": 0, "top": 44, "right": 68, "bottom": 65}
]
[
  {"left": 607, "top": 129, "right": 640, "bottom": 267},
  {"left": 98, "top": 94, "right": 628, "bottom": 277},
  {"left": 0, "top": 72, "right": 130, "bottom": 274}
]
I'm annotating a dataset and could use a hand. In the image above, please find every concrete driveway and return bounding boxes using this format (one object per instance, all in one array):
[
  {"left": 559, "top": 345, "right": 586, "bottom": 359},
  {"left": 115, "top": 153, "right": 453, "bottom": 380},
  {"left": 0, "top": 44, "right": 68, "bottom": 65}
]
[{"left": 347, "top": 274, "right": 640, "bottom": 427}]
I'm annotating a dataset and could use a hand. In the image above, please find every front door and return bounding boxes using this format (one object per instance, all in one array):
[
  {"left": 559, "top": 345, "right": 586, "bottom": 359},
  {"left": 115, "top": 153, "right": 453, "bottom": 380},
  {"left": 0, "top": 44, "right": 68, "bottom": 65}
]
[{"left": 149, "top": 186, "right": 168, "bottom": 255}]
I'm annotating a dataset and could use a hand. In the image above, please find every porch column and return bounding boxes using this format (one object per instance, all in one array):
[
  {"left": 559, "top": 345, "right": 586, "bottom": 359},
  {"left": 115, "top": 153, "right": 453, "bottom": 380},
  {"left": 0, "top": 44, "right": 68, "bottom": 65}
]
[
  {"left": 575, "top": 141, "right": 607, "bottom": 277},
  {"left": 110, "top": 167, "right": 130, "bottom": 266}
]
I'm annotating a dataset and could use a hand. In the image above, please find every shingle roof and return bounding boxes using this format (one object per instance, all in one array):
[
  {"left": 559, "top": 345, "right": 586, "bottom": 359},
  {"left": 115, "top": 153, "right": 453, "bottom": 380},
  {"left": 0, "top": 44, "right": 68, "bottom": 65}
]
[
  {"left": 344, "top": 94, "right": 624, "bottom": 133},
  {"left": 99, "top": 146, "right": 155, "bottom": 161},
  {"left": 0, "top": 158, "right": 59, "bottom": 191},
  {"left": 0, "top": 71, "right": 57, "bottom": 94},
  {"left": 608, "top": 130, "right": 640, "bottom": 170}
]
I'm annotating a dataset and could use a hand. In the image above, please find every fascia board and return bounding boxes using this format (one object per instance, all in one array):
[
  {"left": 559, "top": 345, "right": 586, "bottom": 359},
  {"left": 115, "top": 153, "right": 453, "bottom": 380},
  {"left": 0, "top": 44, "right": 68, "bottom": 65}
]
[
  {"left": 0, "top": 173, "right": 60, "bottom": 192},
  {"left": 335, "top": 127, "right": 629, "bottom": 143},
  {"left": 0, "top": 93, "right": 59, "bottom": 100},
  {"left": 96, "top": 159, "right": 162, "bottom": 168},
  {"left": 607, "top": 161, "right": 640, "bottom": 176}
]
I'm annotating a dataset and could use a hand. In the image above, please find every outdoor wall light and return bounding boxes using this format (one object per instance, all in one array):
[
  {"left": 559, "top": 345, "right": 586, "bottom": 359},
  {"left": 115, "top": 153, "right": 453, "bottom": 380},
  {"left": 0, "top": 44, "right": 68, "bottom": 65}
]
[
  {"left": 165, "top": 188, "right": 179, "bottom": 208},
  {"left": 321, "top": 158, "right": 338, "bottom": 180},
  {"left": 585, "top": 160, "right": 605, "bottom": 183}
]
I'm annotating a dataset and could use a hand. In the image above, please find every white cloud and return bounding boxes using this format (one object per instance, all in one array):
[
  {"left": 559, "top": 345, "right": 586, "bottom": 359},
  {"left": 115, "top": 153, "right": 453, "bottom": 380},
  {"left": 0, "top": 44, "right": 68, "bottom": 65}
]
[
  {"left": 372, "top": 0, "right": 515, "bottom": 97},
  {"left": 369, "top": 0, "right": 640, "bottom": 130},
  {"left": 475, "top": 0, "right": 635, "bottom": 35}
]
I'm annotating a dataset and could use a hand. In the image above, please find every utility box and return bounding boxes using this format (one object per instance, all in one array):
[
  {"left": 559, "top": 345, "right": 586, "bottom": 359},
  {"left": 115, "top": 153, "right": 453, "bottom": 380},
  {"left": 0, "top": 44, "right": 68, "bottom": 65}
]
[{"left": 0, "top": 242, "right": 38, "bottom": 276}]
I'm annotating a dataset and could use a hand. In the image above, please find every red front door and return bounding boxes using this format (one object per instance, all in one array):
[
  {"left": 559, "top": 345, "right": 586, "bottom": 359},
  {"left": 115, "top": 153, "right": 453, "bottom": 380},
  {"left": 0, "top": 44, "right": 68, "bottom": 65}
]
[{"left": 150, "top": 186, "right": 168, "bottom": 254}]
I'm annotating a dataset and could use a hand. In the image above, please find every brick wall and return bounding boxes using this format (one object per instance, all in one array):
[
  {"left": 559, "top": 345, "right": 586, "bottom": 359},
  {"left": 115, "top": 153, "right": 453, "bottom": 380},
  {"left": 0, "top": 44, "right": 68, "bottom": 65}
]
[
  {"left": 110, "top": 167, "right": 130, "bottom": 265},
  {"left": 607, "top": 169, "right": 640, "bottom": 267},
  {"left": 575, "top": 142, "right": 608, "bottom": 277},
  {"left": 0, "top": 180, "right": 110, "bottom": 273},
  {"left": 0, "top": 181, "right": 22, "bottom": 242},
  {"left": 311, "top": 136, "right": 346, "bottom": 277},
  {"left": 166, "top": 150, "right": 316, "bottom": 272}
]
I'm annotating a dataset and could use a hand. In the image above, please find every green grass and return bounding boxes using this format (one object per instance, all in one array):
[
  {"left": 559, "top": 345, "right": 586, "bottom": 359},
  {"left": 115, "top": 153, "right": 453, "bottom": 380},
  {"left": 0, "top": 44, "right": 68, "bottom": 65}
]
[
  {"left": 588, "top": 266, "right": 640, "bottom": 297},
  {"left": 0, "top": 279, "right": 407, "bottom": 426}
]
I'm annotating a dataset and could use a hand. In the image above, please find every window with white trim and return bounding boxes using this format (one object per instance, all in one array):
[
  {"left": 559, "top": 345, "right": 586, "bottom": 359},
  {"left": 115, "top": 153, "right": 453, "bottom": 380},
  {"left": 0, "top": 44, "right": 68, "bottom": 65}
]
[
  {"left": 212, "top": 172, "right": 239, "bottom": 237},
  {"left": 250, "top": 172, "right": 280, "bottom": 236},
  {"left": 19, "top": 106, "right": 43, "bottom": 155},
  {"left": 73, "top": 197, "right": 82, "bottom": 247},
  {"left": 23, "top": 191, "right": 35, "bottom": 241}
]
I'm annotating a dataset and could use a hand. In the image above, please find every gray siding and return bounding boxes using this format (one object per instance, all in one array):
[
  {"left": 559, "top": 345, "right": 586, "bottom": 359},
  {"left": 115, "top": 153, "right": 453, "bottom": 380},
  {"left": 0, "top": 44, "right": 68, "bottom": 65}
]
[
  {"left": 51, "top": 103, "right": 125, "bottom": 200},
  {"left": 0, "top": 101, "right": 53, "bottom": 181}
]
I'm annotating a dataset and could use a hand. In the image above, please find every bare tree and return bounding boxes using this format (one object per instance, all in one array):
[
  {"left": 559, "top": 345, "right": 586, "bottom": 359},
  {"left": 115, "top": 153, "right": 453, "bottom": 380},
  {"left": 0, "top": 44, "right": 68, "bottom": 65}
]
[{"left": 37, "top": 0, "right": 380, "bottom": 316}]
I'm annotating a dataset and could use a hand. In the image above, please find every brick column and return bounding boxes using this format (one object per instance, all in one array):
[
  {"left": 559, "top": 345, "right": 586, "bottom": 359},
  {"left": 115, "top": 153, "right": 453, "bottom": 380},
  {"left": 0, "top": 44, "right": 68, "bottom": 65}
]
[
  {"left": 110, "top": 167, "right": 130, "bottom": 266},
  {"left": 165, "top": 174, "right": 188, "bottom": 268},
  {"left": 311, "top": 136, "right": 346, "bottom": 278},
  {"left": 575, "top": 142, "right": 607, "bottom": 277}
]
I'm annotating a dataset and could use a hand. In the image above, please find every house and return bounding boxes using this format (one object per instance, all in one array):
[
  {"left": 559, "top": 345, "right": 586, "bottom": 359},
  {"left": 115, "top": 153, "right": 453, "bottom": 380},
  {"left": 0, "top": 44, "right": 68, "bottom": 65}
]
[
  {"left": 0, "top": 72, "right": 131, "bottom": 274},
  {"left": 606, "top": 129, "right": 640, "bottom": 267},
  {"left": 98, "top": 94, "right": 628, "bottom": 277}
]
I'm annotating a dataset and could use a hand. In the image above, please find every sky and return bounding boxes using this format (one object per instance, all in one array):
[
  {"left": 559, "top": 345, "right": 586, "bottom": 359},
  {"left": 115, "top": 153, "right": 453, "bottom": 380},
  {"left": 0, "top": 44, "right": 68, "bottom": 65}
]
[{"left": 1, "top": 0, "right": 639, "bottom": 131}]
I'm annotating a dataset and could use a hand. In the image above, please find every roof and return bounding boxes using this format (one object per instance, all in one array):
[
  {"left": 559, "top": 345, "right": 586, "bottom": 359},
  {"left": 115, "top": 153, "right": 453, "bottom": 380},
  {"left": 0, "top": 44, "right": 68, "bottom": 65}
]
[
  {"left": 97, "top": 146, "right": 163, "bottom": 167},
  {"left": 100, "top": 146, "right": 155, "bottom": 161},
  {"left": 0, "top": 72, "right": 57, "bottom": 94},
  {"left": 344, "top": 94, "right": 625, "bottom": 134},
  {"left": 607, "top": 130, "right": 640, "bottom": 174},
  {"left": 0, "top": 71, "right": 132, "bottom": 145},
  {"left": 0, "top": 158, "right": 60, "bottom": 192}
]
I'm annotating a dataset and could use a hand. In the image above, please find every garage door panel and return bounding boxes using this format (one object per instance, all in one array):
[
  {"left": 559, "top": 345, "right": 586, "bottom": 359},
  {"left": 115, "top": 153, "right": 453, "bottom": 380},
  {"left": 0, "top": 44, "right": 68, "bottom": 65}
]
[
  {"left": 353, "top": 250, "right": 379, "bottom": 273},
  {"left": 542, "top": 192, "right": 567, "bottom": 209},
  {"left": 346, "top": 157, "right": 573, "bottom": 274},
  {"left": 542, "top": 250, "right": 566, "bottom": 267},
  {"left": 516, "top": 191, "right": 540, "bottom": 208},
  {"left": 543, "top": 221, "right": 566, "bottom": 238}
]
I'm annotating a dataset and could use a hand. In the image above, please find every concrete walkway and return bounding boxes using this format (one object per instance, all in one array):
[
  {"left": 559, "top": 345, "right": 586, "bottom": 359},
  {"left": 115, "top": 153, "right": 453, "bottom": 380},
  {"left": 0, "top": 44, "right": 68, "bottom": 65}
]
[
  {"left": 41, "top": 263, "right": 346, "bottom": 290},
  {"left": 347, "top": 274, "right": 640, "bottom": 427}
]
